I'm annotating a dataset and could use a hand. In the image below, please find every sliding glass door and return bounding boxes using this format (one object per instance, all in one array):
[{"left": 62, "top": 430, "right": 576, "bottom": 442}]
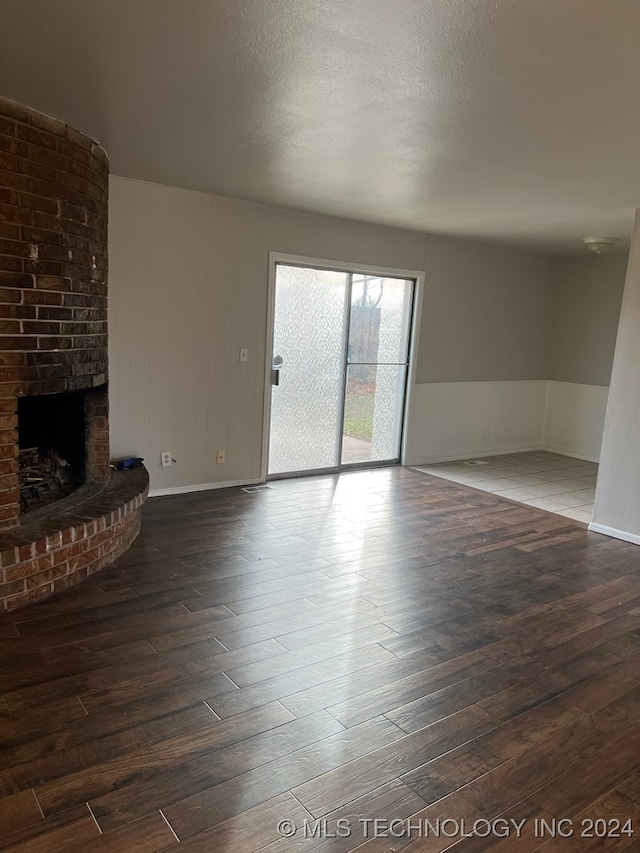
[{"left": 267, "top": 263, "right": 414, "bottom": 478}]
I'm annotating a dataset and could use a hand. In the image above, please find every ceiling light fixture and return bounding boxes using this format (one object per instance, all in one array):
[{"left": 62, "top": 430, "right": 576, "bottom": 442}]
[{"left": 582, "top": 236, "right": 620, "bottom": 254}]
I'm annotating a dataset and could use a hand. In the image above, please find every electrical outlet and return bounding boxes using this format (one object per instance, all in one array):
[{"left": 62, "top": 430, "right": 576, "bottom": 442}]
[
  {"left": 481, "top": 429, "right": 488, "bottom": 440},
  {"left": 239, "top": 347, "right": 249, "bottom": 362},
  {"left": 216, "top": 450, "right": 226, "bottom": 464},
  {"left": 161, "top": 451, "right": 172, "bottom": 467}
]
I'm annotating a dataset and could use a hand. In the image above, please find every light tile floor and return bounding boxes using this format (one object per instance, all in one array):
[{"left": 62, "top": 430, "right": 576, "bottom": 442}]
[{"left": 413, "top": 451, "right": 597, "bottom": 524}]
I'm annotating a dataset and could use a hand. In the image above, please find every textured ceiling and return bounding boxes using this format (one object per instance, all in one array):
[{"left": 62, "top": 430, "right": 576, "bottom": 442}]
[{"left": 1, "top": 0, "right": 638, "bottom": 252}]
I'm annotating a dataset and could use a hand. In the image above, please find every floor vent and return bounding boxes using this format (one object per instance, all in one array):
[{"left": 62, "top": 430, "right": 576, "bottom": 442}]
[
  {"left": 242, "top": 485, "right": 274, "bottom": 493},
  {"left": 463, "top": 460, "right": 490, "bottom": 466}
]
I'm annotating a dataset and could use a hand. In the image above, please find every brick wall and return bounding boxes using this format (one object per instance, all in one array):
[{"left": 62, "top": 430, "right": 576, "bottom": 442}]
[
  {"left": 0, "top": 97, "right": 109, "bottom": 528},
  {"left": 85, "top": 387, "right": 110, "bottom": 483}
]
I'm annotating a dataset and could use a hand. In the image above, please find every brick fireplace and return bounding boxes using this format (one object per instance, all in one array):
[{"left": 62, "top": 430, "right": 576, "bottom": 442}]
[{"left": 0, "top": 97, "right": 148, "bottom": 613}]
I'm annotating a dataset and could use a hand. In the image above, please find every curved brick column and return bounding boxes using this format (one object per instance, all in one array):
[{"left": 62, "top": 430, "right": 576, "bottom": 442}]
[
  {"left": 0, "top": 99, "right": 143, "bottom": 613},
  {"left": 0, "top": 97, "right": 109, "bottom": 530}
]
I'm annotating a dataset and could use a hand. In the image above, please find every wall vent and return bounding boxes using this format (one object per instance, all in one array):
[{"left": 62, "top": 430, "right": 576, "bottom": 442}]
[
  {"left": 242, "top": 485, "right": 274, "bottom": 493},
  {"left": 463, "top": 460, "right": 490, "bottom": 466}
]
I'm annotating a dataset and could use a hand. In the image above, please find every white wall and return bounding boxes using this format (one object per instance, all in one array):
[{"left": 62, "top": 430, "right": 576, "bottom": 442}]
[
  {"left": 405, "top": 379, "right": 609, "bottom": 466},
  {"left": 592, "top": 210, "right": 640, "bottom": 543},
  {"left": 539, "top": 254, "right": 626, "bottom": 466},
  {"left": 552, "top": 254, "right": 627, "bottom": 387},
  {"left": 417, "top": 236, "right": 556, "bottom": 383},
  {"left": 109, "top": 177, "right": 426, "bottom": 493},
  {"left": 405, "top": 380, "right": 547, "bottom": 465},
  {"left": 405, "top": 236, "right": 559, "bottom": 466},
  {"left": 542, "top": 381, "right": 609, "bottom": 463},
  {"left": 109, "top": 176, "right": 622, "bottom": 492}
]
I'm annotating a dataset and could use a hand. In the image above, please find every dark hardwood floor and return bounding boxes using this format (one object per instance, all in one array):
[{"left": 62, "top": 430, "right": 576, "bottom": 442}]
[{"left": 2, "top": 465, "right": 640, "bottom": 851}]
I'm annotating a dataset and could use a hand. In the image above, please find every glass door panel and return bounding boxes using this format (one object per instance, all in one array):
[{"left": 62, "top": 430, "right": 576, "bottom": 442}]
[
  {"left": 341, "top": 363, "right": 408, "bottom": 465},
  {"left": 347, "top": 276, "right": 413, "bottom": 364},
  {"left": 341, "top": 276, "right": 414, "bottom": 466},
  {"left": 268, "top": 264, "right": 349, "bottom": 477}
]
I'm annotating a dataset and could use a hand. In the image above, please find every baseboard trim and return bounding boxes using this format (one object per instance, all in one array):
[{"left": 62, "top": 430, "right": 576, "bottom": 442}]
[
  {"left": 587, "top": 522, "right": 640, "bottom": 546},
  {"left": 406, "top": 442, "right": 601, "bottom": 468},
  {"left": 148, "top": 443, "right": 599, "bottom": 497},
  {"left": 405, "top": 443, "right": 541, "bottom": 466},
  {"left": 149, "top": 478, "right": 261, "bottom": 497},
  {"left": 538, "top": 443, "right": 600, "bottom": 464}
]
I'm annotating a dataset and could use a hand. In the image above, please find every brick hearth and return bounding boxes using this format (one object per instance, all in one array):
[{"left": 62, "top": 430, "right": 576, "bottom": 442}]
[
  {"left": 0, "top": 467, "right": 148, "bottom": 611},
  {"left": 0, "top": 97, "right": 147, "bottom": 612}
]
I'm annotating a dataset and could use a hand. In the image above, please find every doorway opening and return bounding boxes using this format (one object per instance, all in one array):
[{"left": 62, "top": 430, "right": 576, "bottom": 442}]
[{"left": 266, "top": 260, "right": 417, "bottom": 479}]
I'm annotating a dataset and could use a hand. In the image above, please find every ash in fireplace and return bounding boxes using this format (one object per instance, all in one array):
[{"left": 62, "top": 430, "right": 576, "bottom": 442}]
[{"left": 19, "top": 446, "right": 78, "bottom": 511}]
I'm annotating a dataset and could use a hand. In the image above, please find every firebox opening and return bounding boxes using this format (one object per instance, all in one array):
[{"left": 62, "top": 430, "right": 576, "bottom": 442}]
[{"left": 18, "top": 391, "right": 87, "bottom": 513}]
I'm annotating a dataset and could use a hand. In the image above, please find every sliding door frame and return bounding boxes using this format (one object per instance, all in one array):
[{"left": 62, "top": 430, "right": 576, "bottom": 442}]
[{"left": 261, "top": 252, "right": 425, "bottom": 482}]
